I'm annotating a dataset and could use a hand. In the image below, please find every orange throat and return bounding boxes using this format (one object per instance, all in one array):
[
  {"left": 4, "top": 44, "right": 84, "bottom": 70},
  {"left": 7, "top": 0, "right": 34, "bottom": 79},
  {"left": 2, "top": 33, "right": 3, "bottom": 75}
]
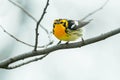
[{"left": 53, "top": 25, "right": 66, "bottom": 40}]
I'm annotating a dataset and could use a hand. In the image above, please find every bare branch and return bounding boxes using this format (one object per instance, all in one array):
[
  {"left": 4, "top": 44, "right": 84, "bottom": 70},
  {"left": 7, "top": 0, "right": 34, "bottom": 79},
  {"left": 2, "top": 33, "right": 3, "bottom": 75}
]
[
  {"left": 7, "top": 54, "right": 49, "bottom": 69},
  {"left": 8, "top": 0, "right": 53, "bottom": 48},
  {"left": 0, "top": 25, "right": 34, "bottom": 47},
  {"left": 8, "top": 0, "right": 37, "bottom": 22},
  {"left": 81, "top": 0, "right": 109, "bottom": 21},
  {"left": 0, "top": 27, "right": 120, "bottom": 69},
  {"left": 0, "top": 25, "right": 53, "bottom": 48},
  {"left": 34, "top": 0, "right": 49, "bottom": 51}
]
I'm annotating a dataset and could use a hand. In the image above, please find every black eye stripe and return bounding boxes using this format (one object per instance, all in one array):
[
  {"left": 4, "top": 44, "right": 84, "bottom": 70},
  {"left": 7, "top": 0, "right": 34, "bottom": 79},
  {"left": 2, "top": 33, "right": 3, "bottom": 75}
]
[
  {"left": 63, "top": 22, "right": 66, "bottom": 27},
  {"left": 53, "top": 24, "right": 55, "bottom": 28},
  {"left": 54, "top": 19, "right": 68, "bottom": 27}
]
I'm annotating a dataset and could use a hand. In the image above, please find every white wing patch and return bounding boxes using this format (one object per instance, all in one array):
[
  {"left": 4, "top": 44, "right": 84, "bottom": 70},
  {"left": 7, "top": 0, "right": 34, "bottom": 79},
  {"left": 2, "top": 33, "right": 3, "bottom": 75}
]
[
  {"left": 71, "top": 21, "right": 79, "bottom": 29},
  {"left": 74, "top": 20, "right": 79, "bottom": 26}
]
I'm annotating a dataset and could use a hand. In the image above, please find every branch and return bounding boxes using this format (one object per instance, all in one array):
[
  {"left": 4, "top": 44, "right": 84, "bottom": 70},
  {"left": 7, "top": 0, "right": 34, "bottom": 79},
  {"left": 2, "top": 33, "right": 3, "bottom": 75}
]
[
  {"left": 8, "top": 0, "right": 53, "bottom": 48},
  {"left": 0, "top": 27, "right": 120, "bottom": 69},
  {"left": 34, "top": 0, "right": 49, "bottom": 51},
  {"left": 6, "top": 54, "right": 49, "bottom": 69},
  {"left": 8, "top": 0, "right": 37, "bottom": 22},
  {"left": 81, "top": 0, "right": 109, "bottom": 21},
  {"left": 0, "top": 25, "right": 53, "bottom": 48}
]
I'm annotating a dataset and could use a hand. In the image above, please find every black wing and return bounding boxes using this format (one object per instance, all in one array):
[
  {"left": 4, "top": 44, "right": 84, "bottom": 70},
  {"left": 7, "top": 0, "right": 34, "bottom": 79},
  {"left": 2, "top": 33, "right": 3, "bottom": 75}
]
[{"left": 68, "top": 20, "right": 90, "bottom": 30}]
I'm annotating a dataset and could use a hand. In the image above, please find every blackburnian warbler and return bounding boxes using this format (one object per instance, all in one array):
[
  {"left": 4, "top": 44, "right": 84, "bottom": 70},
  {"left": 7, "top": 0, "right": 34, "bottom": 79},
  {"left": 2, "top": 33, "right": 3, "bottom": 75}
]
[{"left": 53, "top": 19, "right": 90, "bottom": 44}]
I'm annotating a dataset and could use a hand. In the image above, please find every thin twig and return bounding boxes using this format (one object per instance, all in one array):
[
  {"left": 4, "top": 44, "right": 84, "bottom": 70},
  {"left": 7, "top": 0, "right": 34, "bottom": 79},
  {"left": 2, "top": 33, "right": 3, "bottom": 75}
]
[
  {"left": 0, "top": 25, "right": 53, "bottom": 48},
  {"left": 0, "top": 25, "right": 34, "bottom": 47},
  {"left": 81, "top": 0, "right": 109, "bottom": 21},
  {"left": 8, "top": 0, "right": 48, "bottom": 31},
  {"left": 34, "top": 0, "right": 49, "bottom": 51},
  {"left": 7, "top": 54, "right": 49, "bottom": 69},
  {"left": 0, "top": 27, "right": 120, "bottom": 69},
  {"left": 8, "top": 0, "right": 53, "bottom": 48},
  {"left": 8, "top": 0, "right": 37, "bottom": 22}
]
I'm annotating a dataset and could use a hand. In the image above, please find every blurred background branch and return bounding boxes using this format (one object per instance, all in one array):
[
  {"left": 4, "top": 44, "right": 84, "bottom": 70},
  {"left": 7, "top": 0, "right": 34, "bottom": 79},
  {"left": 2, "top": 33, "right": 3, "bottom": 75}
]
[{"left": 81, "top": 0, "right": 109, "bottom": 21}]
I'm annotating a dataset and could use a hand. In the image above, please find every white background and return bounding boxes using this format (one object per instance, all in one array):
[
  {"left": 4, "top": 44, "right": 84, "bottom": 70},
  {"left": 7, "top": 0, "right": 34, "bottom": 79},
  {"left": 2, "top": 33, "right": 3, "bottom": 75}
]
[{"left": 0, "top": 0, "right": 120, "bottom": 80}]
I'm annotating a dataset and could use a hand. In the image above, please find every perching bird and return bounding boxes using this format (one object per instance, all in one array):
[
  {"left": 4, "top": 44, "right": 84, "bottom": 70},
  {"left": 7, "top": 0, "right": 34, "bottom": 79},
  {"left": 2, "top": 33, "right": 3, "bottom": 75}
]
[{"left": 53, "top": 19, "right": 91, "bottom": 44}]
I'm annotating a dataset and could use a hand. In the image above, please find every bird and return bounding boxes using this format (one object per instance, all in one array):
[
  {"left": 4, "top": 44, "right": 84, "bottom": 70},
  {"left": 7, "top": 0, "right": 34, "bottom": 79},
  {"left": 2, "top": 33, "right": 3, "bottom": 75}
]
[{"left": 53, "top": 19, "right": 90, "bottom": 44}]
